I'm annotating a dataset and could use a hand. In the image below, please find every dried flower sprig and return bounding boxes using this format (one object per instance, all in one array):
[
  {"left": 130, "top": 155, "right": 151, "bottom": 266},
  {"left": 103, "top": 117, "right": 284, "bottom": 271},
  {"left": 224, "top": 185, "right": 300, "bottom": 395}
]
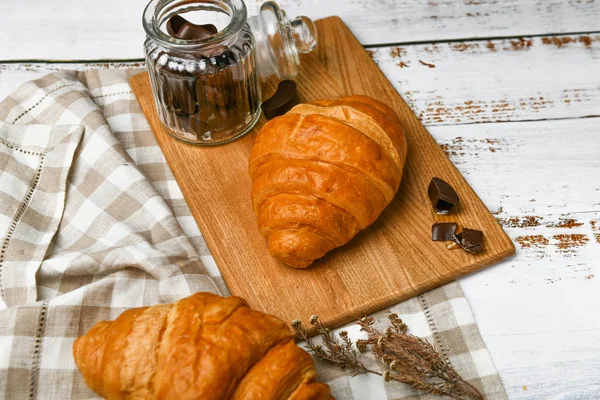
[
  {"left": 292, "top": 314, "right": 483, "bottom": 400},
  {"left": 292, "top": 316, "right": 380, "bottom": 376}
]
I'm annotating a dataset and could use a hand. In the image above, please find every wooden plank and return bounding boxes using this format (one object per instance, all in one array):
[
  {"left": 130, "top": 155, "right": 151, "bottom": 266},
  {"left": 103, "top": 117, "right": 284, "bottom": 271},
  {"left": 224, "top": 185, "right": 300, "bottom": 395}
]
[
  {"left": 369, "top": 33, "right": 600, "bottom": 125},
  {"left": 429, "top": 117, "right": 600, "bottom": 217},
  {"left": 129, "top": 16, "right": 514, "bottom": 333},
  {"left": 1, "top": 0, "right": 599, "bottom": 60},
  {"left": 4, "top": 32, "right": 600, "bottom": 126}
]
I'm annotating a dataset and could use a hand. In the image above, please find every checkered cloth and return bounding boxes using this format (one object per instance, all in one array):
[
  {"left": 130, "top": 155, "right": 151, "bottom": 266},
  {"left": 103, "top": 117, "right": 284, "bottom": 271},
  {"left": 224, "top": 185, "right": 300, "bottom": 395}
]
[{"left": 0, "top": 69, "right": 506, "bottom": 399}]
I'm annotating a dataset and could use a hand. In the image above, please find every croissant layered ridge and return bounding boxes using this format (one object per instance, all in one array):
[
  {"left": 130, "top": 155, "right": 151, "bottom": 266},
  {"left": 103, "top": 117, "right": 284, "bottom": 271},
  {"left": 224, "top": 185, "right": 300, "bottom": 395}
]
[
  {"left": 73, "top": 292, "right": 332, "bottom": 400},
  {"left": 249, "top": 96, "right": 407, "bottom": 268}
]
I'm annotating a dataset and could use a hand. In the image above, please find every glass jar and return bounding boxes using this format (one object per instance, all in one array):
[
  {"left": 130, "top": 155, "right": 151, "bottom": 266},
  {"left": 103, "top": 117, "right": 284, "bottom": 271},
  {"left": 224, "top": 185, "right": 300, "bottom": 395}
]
[{"left": 143, "top": 0, "right": 261, "bottom": 145}]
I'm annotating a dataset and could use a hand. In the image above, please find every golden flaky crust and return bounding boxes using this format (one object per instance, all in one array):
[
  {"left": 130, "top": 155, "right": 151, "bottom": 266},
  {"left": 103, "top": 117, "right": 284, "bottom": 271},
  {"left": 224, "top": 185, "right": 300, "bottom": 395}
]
[
  {"left": 249, "top": 95, "right": 407, "bottom": 268},
  {"left": 73, "top": 292, "right": 332, "bottom": 400}
]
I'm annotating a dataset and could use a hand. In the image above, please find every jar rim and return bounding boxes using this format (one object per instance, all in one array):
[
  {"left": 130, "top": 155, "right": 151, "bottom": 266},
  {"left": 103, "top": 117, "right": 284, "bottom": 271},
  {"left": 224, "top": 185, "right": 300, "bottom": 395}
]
[{"left": 142, "top": 0, "right": 248, "bottom": 51}]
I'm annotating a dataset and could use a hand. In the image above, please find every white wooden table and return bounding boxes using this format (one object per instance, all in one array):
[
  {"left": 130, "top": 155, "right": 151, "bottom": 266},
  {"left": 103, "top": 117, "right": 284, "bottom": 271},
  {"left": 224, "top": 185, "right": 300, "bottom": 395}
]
[{"left": 1, "top": 1, "right": 599, "bottom": 398}]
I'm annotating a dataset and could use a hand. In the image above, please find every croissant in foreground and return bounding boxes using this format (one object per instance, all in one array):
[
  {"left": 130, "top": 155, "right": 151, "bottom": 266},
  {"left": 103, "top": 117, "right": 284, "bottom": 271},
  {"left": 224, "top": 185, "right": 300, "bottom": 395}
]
[
  {"left": 249, "top": 95, "right": 407, "bottom": 268},
  {"left": 73, "top": 292, "right": 332, "bottom": 400}
]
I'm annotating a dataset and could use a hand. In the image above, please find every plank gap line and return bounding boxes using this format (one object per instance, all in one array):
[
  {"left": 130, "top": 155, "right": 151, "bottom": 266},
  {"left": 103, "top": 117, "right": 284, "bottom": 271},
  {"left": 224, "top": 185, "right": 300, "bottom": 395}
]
[
  {"left": 0, "top": 58, "right": 146, "bottom": 65},
  {"left": 363, "top": 30, "right": 600, "bottom": 49},
  {"left": 424, "top": 114, "right": 600, "bottom": 128}
]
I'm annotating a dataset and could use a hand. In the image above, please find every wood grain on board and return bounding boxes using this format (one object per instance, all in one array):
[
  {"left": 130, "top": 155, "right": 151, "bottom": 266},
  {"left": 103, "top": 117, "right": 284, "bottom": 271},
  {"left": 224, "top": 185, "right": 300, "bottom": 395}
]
[
  {"left": 1, "top": 0, "right": 600, "bottom": 60},
  {"left": 130, "top": 16, "right": 514, "bottom": 330}
]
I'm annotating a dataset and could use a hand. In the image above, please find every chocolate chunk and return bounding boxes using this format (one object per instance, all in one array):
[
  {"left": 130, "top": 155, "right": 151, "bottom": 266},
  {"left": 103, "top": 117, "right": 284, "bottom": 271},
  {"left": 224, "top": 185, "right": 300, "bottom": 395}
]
[
  {"left": 432, "top": 223, "right": 458, "bottom": 241},
  {"left": 428, "top": 177, "right": 460, "bottom": 214},
  {"left": 201, "top": 68, "right": 237, "bottom": 106},
  {"left": 167, "top": 15, "right": 188, "bottom": 37},
  {"left": 162, "top": 72, "right": 198, "bottom": 115},
  {"left": 453, "top": 228, "right": 484, "bottom": 253},
  {"left": 176, "top": 23, "right": 218, "bottom": 40},
  {"left": 262, "top": 80, "right": 299, "bottom": 120},
  {"left": 167, "top": 15, "right": 218, "bottom": 40}
]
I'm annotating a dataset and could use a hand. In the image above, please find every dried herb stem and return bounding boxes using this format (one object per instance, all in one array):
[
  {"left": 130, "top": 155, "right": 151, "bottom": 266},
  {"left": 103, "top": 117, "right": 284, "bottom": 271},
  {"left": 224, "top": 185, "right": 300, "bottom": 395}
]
[{"left": 292, "top": 314, "right": 483, "bottom": 400}]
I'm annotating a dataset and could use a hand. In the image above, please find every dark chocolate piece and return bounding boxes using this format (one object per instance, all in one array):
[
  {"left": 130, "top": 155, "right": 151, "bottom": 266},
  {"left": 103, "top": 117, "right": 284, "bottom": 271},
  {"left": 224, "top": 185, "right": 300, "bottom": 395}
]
[
  {"left": 428, "top": 177, "right": 460, "bottom": 214},
  {"left": 176, "top": 23, "right": 218, "bottom": 40},
  {"left": 432, "top": 222, "right": 458, "bottom": 241},
  {"left": 167, "top": 15, "right": 218, "bottom": 40},
  {"left": 167, "top": 15, "right": 187, "bottom": 37},
  {"left": 201, "top": 68, "right": 237, "bottom": 106},
  {"left": 262, "top": 80, "right": 299, "bottom": 120},
  {"left": 162, "top": 72, "right": 198, "bottom": 115},
  {"left": 199, "top": 23, "right": 218, "bottom": 35},
  {"left": 453, "top": 228, "right": 484, "bottom": 253}
]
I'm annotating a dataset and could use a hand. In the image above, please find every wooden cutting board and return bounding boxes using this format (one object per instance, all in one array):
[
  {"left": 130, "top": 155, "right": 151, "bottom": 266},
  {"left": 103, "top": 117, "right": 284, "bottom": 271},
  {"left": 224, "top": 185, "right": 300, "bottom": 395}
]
[{"left": 130, "top": 16, "right": 515, "bottom": 330}]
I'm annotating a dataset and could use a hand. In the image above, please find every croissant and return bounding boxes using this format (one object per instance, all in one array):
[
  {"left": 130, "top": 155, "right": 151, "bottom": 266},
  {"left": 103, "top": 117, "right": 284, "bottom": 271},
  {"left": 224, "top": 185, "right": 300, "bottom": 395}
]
[
  {"left": 73, "top": 292, "right": 331, "bottom": 400},
  {"left": 249, "top": 95, "right": 407, "bottom": 268}
]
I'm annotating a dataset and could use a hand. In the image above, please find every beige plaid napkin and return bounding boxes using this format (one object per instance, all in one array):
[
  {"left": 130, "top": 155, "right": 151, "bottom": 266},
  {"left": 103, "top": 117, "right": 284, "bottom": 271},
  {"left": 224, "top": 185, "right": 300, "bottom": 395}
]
[{"left": 0, "top": 69, "right": 506, "bottom": 399}]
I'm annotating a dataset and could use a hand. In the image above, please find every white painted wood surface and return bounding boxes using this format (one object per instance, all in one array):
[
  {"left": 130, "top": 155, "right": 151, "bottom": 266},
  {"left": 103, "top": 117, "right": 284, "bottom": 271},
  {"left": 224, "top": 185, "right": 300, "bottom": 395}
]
[
  {"left": 3, "top": 61, "right": 598, "bottom": 399},
  {"left": 1, "top": 0, "right": 600, "bottom": 60},
  {"left": 2, "top": 0, "right": 600, "bottom": 398},
  {"left": 371, "top": 34, "right": 600, "bottom": 125}
]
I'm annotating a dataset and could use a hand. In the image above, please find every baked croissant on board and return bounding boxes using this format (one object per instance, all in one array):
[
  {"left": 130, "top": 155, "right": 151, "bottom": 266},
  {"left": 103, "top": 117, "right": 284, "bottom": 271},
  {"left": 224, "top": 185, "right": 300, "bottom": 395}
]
[
  {"left": 249, "top": 95, "right": 407, "bottom": 268},
  {"left": 73, "top": 292, "right": 331, "bottom": 400}
]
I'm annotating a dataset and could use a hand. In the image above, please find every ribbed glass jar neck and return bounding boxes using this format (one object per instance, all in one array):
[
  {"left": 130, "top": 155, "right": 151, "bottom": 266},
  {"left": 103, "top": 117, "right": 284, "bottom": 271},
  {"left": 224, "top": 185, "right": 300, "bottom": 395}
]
[{"left": 142, "top": 0, "right": 248, "bottom": 53}]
